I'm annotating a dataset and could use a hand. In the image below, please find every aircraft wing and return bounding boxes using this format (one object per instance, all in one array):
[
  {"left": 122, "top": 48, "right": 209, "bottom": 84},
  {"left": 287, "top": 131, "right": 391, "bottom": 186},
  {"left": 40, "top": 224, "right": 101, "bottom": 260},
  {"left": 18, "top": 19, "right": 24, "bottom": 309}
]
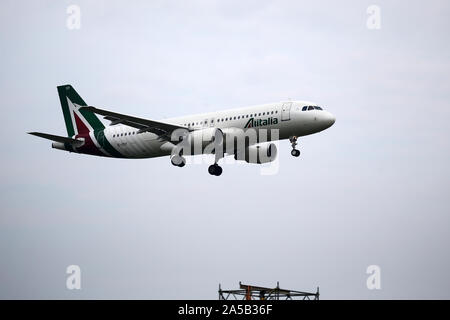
[{"left": 80, "top": 106, "right": 189, "bottom": 137}]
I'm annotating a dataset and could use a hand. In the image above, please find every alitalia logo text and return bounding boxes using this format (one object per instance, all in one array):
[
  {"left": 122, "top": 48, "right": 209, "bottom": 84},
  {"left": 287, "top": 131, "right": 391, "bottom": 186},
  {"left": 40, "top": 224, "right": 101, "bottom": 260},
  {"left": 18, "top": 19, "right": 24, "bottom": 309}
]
[{"left": 244, "top": 117, "right": 278, "bottom": 128}]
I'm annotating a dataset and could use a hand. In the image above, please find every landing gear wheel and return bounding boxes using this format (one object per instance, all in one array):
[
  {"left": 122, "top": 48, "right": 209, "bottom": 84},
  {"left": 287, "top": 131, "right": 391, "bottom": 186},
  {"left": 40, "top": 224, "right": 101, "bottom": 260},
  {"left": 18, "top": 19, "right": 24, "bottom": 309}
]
[
  {"left": 291, "top": 149, "right": 300, "bottom": 157},
  {"left": 171, "top": 155, "right": 186, "bottom": 167},
  {"left": 208, "top": 164, "right": 223, "bottom": 176},
  {"left": 178, "top": 159, "right": 186, "bottom": 167}
]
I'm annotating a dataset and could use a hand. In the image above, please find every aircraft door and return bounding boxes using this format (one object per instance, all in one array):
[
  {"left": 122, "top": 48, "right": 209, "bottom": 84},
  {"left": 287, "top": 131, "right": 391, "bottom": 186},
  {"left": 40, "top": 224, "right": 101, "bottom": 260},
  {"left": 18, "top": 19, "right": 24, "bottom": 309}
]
[{"left": 281, "top": 102, "right": 292, "bottom": 121}]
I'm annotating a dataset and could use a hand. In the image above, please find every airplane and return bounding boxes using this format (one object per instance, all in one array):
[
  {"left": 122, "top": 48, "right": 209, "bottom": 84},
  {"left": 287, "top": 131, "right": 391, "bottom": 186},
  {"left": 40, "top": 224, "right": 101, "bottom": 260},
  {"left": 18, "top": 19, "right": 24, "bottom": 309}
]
[{"left": 29, "top": 85, "right": 335, "bottom": 176}]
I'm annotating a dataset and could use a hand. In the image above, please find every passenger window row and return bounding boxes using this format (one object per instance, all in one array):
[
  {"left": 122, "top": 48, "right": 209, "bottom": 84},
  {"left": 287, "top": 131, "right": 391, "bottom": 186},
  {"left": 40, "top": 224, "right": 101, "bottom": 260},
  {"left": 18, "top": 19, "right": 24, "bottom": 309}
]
[
  {"left": 182, "top": 110, "right": 278, "bottom": 127},
  {"left": 112, "top": 132, "right": 136, "bottom": 138}
]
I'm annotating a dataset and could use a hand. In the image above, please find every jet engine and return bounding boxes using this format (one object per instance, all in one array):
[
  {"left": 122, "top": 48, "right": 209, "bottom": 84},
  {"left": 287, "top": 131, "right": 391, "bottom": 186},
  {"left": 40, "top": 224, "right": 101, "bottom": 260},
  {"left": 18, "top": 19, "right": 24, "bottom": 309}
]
[
  {"left": 244, "top": 142, "right": 277, "bottom": 164},
  {"left": 186, "top": 127, "right": 223, "bottom": 146}
]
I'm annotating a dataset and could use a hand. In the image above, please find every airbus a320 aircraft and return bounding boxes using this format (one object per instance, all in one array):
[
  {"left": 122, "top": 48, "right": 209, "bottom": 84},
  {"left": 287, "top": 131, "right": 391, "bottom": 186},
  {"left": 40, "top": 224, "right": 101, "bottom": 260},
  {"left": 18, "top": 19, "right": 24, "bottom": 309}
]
[{"left": 29, "top": 85, "right": 335, "bottom": 176}]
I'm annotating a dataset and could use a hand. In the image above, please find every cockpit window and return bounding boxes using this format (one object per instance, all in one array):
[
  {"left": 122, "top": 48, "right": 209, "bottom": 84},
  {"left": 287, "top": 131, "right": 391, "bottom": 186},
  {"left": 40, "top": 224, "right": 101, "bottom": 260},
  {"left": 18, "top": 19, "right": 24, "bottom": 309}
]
[{"left": 302, "top": 105, "right": 324, "bottom": 111}]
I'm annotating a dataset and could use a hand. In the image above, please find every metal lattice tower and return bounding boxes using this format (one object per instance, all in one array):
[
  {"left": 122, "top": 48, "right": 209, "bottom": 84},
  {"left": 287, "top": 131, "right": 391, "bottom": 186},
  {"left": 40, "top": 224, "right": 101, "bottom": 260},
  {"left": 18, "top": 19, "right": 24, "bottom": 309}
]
[{"left": 218, "top": 282, "right": 319, "bottom": 300}]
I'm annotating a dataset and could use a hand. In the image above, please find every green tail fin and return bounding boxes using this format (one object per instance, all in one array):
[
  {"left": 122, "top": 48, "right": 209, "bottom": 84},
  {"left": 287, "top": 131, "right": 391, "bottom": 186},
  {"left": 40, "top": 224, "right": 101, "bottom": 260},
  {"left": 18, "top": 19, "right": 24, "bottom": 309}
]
[{"left": 57, "top": 85, "right": 105, "bottom": 137}]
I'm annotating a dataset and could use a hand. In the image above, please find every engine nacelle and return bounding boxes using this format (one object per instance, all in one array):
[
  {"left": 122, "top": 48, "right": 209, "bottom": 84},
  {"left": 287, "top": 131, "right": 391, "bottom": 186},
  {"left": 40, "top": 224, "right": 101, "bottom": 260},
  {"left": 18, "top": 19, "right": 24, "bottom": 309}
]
[
  {"left": 187, "top": 127, "right": 223, "bottom": 144},
  {"left": 244, "top": 142, "right": 277, "bottom": 164},
  {"left": 184, "top": 127, "right": 223, "bottom": 154},
  {"left": 170, "top": 127, "right": 223, "bottom": 156}
]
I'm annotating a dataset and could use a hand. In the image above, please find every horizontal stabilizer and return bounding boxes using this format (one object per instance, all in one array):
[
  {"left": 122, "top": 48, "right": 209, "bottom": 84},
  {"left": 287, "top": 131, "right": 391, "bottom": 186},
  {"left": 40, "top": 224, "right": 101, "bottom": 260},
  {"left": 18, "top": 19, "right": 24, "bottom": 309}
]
[{"left": 28, "top": 132, "right": 83, "bottom": 145}]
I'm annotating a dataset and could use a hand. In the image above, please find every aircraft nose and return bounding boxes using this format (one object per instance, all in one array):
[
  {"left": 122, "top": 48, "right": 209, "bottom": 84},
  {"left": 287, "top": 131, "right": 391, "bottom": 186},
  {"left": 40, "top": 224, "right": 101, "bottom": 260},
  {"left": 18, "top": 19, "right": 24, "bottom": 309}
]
[{"left": 323, "top": 112, "right": 335, "bottom": 128}]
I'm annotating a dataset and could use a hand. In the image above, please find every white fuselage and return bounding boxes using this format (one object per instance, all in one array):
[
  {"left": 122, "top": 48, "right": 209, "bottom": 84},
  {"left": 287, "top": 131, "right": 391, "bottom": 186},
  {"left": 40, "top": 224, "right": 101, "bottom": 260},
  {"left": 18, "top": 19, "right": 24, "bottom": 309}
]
[{"left": 100, "top": 101, "right": 335, "bottom": 159}]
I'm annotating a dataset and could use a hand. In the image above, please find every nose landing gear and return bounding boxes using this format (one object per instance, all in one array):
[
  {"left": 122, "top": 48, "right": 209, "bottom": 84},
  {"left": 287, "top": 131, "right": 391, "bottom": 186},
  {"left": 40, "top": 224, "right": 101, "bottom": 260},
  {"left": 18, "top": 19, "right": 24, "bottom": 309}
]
[{"left": 290, "top": 136, "right": 300, "bottom": 157}]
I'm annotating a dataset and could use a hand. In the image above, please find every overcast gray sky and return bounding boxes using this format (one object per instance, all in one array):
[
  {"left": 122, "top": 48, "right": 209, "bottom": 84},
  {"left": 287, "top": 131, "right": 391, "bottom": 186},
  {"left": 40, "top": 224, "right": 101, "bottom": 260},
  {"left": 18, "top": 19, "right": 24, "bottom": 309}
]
[{"left": 1, "top": 0, "right": 449, "bottom": 299}]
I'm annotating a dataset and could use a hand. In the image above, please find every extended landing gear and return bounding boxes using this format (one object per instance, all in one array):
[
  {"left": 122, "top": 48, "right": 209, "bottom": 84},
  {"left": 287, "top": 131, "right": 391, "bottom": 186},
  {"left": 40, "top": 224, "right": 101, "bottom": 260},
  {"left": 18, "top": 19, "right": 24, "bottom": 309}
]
[
  {"left": 208, "top": 143, "right": 224, "bottom": 176},
  {"left": 290, "top": 136, "right": 300, "bottom": 157},
  {"left": 208, "top": 163, "right": 223, "bottom": 176},
  {"left": 171, "top": 155, "right": 186, "bottom": 167}
]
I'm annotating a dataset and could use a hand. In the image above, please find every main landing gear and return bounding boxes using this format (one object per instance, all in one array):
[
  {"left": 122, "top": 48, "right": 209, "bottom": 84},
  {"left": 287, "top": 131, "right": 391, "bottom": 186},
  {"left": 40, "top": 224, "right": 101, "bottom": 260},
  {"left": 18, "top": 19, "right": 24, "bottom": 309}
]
[
  {"left": 290, "top": 136, "right": 300, "bottom": 157},
  {"left": 171, "top": 155, "right": 186, "bottom": 167},
  {"left": 208, "top": 145, "right": 224, "bottom": 176},
  {"left": 208, "top": 163, "right": 223, "bottom": 176}
]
